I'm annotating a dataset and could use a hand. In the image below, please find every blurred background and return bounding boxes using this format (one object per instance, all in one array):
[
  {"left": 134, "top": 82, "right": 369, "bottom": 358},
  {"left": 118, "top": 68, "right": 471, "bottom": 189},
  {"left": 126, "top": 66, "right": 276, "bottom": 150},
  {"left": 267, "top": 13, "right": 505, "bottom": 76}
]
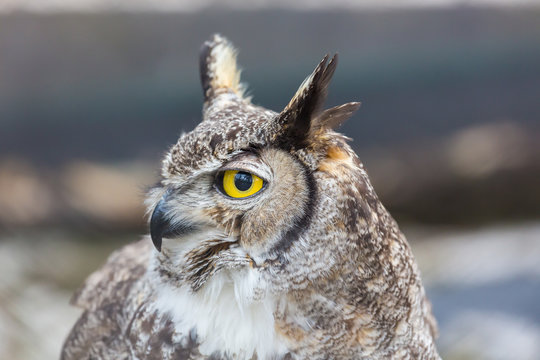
[{"left": 1, "top": 0, "right": 539, "bottom": 359}]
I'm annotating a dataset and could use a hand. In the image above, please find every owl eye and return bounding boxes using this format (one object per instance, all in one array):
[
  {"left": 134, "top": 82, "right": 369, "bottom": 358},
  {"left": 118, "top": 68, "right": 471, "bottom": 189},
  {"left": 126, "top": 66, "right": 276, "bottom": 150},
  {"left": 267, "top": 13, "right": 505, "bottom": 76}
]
[{"left": 217, "top": 170, "right": 265, "bottom": 198}]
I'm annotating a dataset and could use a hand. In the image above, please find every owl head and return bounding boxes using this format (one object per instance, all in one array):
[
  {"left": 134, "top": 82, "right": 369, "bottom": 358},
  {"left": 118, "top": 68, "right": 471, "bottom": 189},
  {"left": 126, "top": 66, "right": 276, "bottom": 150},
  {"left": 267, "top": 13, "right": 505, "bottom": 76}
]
[{"left": 148, "top": 34, "right": 364, "bottom": 292}]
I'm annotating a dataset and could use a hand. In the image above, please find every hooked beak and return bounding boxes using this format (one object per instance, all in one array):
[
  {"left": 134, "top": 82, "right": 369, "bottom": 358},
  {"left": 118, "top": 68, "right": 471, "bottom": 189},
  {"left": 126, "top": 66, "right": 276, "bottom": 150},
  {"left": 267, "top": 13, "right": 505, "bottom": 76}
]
[{"left": 150, "top": 195, "right": 198, "bottom": 252}]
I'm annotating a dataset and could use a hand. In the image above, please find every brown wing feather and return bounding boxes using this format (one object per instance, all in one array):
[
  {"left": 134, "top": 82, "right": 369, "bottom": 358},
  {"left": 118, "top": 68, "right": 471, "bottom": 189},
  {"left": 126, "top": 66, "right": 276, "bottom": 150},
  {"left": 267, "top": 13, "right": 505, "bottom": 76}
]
[
  {"left": 62, "top": 239, "right": 151, "bottom": 359},
  {"left": 70, "top": 239, "right": 152, "bottom": 310},
  {"left": 62, "top": 239, "right": 212, "bottom": 360}
]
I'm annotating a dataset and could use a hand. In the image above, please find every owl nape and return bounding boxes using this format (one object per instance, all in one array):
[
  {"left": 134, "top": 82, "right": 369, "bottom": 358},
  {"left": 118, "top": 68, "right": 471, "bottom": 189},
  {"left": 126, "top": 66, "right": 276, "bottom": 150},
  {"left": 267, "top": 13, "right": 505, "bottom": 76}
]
[{"left": 61, "top": 34, "right": 441, "bottom": 360}]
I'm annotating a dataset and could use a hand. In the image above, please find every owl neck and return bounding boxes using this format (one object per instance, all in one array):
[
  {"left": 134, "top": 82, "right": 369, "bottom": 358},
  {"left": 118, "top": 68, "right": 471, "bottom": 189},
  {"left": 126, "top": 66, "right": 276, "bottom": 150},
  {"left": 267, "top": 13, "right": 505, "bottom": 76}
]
[{"left": 269, "top": 143, "right": 440, "bottom": 358}]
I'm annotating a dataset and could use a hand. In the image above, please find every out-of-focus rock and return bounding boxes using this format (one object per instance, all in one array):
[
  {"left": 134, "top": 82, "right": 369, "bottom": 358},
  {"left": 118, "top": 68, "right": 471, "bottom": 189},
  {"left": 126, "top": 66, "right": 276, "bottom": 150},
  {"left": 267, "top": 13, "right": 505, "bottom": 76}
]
[
  {"left": 0, "top": 159, "right": 156, "bottom": 230},
  {"left": 0, "top": 159, "right": 56, "bottom": 226},
  {"left": 438, "top": 311, "right": 540, "bottom": 360},
  {"left": 406, "top": 222, "right": 540, "bottom": 360},
  {"left": 409, "top": 223, "right": 540, "bottom": 287},
  {"left": 0, "top": 232, "right": 128, "bottom": 360},
  {"left": 363, "top": 122, "right": 540, "bottom": 224},
  {"left": 62, "top": 161, "right": 152, "bottom": 226},
  {"left": 446, "top": 122, "right": 529, "bottom": 179}
]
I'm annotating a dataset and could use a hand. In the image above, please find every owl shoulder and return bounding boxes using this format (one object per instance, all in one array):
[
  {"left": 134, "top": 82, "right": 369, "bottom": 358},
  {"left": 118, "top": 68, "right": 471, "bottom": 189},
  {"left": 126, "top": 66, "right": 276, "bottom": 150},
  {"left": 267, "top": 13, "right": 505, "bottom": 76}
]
[{"left": 70, "top": 238, "right": 152, "bottom": 311}]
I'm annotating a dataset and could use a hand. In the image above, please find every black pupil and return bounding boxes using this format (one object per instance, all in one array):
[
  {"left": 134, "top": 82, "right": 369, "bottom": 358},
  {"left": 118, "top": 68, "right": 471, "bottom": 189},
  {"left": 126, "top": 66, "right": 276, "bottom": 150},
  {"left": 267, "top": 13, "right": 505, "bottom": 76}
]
[{"left": 234, "top": 172, "right": 253, "bottom": 191}]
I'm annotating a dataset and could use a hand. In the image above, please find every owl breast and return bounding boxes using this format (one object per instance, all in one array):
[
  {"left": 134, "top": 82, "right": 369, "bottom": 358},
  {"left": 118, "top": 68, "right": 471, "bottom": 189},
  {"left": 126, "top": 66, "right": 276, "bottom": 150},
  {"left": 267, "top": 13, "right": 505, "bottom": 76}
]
[{"left": 152, "top": 262, "right": 290, "bottom": 360}]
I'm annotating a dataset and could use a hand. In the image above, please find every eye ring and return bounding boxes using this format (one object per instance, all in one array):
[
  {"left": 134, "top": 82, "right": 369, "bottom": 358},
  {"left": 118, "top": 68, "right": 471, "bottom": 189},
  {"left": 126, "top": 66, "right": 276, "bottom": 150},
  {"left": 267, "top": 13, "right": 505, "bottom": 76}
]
[{"left": 215, "top": 170, "right": 266, "bottom": 199}]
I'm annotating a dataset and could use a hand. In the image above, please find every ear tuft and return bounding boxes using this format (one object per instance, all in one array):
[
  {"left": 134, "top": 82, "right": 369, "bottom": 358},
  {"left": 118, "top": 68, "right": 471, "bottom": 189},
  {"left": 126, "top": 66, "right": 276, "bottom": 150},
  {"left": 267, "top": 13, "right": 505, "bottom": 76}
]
[
  {"left": 277, "top": 54, "right": 339, "bottom": 145},
  {"left": 199, "top": 34, "right": 246, "bottom": 101},
  {"left": 313, "top": 102, "right": 361, "bottom": 130}
]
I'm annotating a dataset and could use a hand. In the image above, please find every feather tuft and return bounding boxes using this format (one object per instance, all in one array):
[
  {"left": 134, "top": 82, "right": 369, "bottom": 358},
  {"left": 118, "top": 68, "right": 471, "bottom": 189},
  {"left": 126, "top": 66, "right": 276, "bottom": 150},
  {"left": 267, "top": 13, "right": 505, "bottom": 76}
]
[
  {"left": 200, "top": 34, "right": 247, "bottom": 101},
  {"left": 313, "top": 102, "right": 361, "bottom": 130}
]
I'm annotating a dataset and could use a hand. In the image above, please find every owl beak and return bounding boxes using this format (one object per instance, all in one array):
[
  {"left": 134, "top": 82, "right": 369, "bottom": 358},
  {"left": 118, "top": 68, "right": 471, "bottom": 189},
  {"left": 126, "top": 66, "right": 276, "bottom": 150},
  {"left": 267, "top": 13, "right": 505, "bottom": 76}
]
[{"left": 150, "top": 196, "right": 198, "bottom": 252}]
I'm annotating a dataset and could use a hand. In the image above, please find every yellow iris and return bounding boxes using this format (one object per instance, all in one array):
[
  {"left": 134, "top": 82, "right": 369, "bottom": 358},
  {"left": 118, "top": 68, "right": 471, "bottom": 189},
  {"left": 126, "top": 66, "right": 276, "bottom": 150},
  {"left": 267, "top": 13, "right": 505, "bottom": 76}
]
[{"left": 222, "top": 170, "right": 264, "bottom": 198}]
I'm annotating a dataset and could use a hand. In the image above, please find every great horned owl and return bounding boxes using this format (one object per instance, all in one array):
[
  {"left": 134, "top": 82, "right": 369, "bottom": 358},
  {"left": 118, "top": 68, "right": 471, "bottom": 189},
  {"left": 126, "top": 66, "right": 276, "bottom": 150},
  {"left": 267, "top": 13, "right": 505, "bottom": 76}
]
[{"left": 62, "top": 35, "right": 440, "bottom": 360}]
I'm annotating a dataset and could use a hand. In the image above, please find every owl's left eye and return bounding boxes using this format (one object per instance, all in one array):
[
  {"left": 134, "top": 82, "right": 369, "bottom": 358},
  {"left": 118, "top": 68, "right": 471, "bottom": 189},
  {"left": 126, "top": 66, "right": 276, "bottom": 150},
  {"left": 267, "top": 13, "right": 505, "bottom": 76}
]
[{"left": 216, "top": 170, "right": 265, "bottom": 199}]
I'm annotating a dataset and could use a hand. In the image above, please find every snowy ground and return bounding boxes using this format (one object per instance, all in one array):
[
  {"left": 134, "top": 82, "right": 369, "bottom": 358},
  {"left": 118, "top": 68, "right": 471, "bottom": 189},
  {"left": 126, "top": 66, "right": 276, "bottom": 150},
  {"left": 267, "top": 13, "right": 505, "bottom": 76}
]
[{"left": 0, "top": 222, "right": 539, "bottom": 359}]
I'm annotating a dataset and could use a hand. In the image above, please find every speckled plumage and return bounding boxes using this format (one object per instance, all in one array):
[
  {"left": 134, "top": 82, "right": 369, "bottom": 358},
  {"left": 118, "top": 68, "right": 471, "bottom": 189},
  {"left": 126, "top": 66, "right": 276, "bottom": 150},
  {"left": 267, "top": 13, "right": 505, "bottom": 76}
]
[{"left": 62, "top": 34, "right": 441, "bottom": 360}]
